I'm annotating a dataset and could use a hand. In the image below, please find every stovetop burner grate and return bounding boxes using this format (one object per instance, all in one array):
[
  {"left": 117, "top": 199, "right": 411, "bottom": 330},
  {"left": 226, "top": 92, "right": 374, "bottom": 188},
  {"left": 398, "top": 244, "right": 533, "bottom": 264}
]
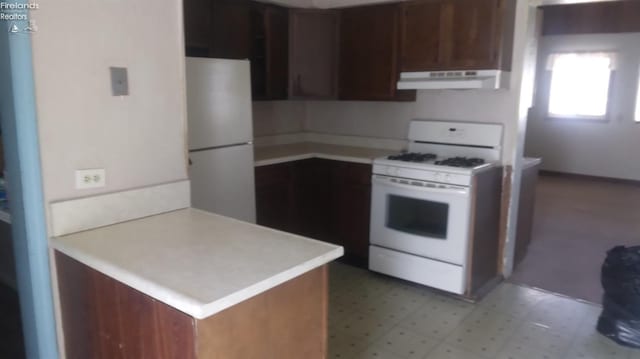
[
  {"left": 434, "top": 157, "right": 485, "bottom": 168},
  {"left": 387, "top": 152, "right": 437, "bottom": 163},
  {"left": 386, "top": 153, "right": 486, "bottom": 168}
]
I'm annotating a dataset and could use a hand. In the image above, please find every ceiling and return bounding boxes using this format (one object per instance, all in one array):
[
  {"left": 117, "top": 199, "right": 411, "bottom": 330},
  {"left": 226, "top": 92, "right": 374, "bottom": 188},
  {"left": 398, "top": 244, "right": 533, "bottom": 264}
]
[
  {"left": 257, "top": 0, "right": 620, "bottom": 8},
  {"left": 256, "top": 0, "right": 403, "bottom": 8}
]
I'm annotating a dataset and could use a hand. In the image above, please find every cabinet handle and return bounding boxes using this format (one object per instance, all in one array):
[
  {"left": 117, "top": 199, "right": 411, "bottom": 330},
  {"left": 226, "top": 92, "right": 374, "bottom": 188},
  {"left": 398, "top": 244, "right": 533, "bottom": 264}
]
[{"left": 295, "top": 74, "right": 302, "bottom": 94}]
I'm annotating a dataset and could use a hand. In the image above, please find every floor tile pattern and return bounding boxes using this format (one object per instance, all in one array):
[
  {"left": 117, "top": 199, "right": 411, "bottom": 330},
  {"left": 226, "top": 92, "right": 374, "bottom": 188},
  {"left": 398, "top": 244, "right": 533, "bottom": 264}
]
[{"left": 329, "top": 262, "right": 640, "bottom": 359}]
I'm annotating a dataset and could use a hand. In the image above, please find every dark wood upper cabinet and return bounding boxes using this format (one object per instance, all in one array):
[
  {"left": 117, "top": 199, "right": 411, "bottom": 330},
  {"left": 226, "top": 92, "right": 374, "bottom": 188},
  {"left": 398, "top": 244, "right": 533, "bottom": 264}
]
[
  {"left": 446, "top": 0, "right": 503, "bottom": 70},
  {"left": 289, "top": 10, "right": 339, "bottom": 99},
  {"left": 183, "top": 0, "right": 213, "bottom": 56},
  {"left": 251, "top": 3, "right": 289, "bottom": 100},
  {"left": 400, "top": 1, "right": 444, "bottom": 72},
  {"left": 401, "top": 0, "right": 512, "bottom": 72},
  {"left": 265, "top": 6, "right": 289, "bottom": 99},
  {"left": 210, "top": 0, "right": 251, "bottom": 59},
  {"left": 183, "top": 0, "right": 287, "bottom": 100},
  {"left": 542, "top": 1, "right": 640, "bottom": 36},
  {"left": 339, "top": 4, "right": 416, "bottom": 101}
]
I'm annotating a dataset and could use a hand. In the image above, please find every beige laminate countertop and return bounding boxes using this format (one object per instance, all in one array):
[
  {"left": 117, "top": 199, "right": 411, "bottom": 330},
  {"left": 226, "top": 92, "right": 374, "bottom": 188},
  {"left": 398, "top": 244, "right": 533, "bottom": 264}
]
[
  {"left": 254, "top": 142, "right": 398, "bottom": 167},
  {"left": 51, "top": 208, "right": 343, "bottom": 319}
]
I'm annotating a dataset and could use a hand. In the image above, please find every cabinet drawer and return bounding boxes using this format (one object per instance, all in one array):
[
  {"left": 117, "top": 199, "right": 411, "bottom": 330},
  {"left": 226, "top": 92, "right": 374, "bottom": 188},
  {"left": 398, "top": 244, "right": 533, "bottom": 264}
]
[
  {"left": 255, "top": 163, "right": 292, "bottom": 187},
  {"left": 332, "top": 162, "right": 372, "bottom": 185}
]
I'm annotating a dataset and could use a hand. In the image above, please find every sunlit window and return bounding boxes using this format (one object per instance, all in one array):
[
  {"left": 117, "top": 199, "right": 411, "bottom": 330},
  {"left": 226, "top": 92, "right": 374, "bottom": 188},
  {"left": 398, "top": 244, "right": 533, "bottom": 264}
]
[
  {"left": 547, "top": 52, "right": 615, "bottom": 119},
  {"left": 636, "top": 71, "right": 640, "bottom": 123}
]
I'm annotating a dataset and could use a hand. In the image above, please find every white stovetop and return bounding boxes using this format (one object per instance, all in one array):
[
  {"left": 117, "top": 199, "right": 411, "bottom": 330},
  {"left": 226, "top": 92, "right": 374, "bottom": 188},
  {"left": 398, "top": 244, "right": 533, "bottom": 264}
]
[
  {"left": 51, "top": 208, "right": 343, "bottom": 319},
  {"left": 374, "top": 156, "right": 498, "bottom": 176}
]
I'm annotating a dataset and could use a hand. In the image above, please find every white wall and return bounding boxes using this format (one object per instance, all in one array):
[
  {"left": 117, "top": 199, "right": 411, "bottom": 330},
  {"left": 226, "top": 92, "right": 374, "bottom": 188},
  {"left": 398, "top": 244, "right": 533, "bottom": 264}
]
[
  {"left": 253, "top": 101, "right": 305, "bottom": 136},
  {"left": 29, "top": 2, "right": 188, "bottom": 356},
  {"left": 525, "top": 33, "right": 640, "bottom": 180},
  {"left": 31, "top": 0, "right": 188, "bottom": 204},
  {"left": 305, "top": 89, "right": 524, "bottom": 163}
]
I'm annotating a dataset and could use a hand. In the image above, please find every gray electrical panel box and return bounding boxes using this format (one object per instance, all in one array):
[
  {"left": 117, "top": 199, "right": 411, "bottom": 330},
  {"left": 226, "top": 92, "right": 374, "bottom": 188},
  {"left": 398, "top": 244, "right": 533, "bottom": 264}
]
[{"left": 110, "top": 67, "right": 129, "bottom": 96}]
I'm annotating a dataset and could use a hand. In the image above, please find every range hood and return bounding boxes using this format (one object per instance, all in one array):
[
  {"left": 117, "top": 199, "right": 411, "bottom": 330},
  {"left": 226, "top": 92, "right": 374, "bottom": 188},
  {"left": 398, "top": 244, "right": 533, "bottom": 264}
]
[{"left": 397, "top": 69, "right": 510, "bottom": 90}]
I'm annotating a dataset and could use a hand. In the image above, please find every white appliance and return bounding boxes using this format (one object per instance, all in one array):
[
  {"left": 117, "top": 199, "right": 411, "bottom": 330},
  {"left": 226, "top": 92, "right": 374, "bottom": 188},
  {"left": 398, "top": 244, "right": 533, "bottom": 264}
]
[
  {"left": 396, "top": 69, "right": 510, "bottom": 90},
  {"left": 369, "top": 120, "right": 503, "bottom": 294},
  {"left": 186, "top": 57, "right": 256, "bottom": 223}
]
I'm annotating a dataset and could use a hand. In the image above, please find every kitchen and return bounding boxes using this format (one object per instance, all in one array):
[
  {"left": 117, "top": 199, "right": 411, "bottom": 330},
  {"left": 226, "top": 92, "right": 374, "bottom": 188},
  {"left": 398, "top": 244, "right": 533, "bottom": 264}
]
[
  {"left": 183, "top": 0, "right": 527, "bottom": 295},
  {"left": 1, "top": 0, "right": 637, "bottom": 358}
]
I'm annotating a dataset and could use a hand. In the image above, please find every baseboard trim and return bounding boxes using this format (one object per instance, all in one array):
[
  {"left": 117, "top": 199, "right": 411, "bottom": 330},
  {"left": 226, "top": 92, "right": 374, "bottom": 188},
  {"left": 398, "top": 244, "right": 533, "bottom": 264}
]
[{"left": 539, "top": 170, "right": 640, "bottom": 187}]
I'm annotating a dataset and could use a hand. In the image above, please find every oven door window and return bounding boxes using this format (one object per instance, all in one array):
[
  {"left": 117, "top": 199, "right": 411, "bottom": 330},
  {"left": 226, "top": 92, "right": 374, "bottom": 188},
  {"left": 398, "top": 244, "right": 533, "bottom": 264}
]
[{"left": 386, "top": 194, "right": 449, "bottom": 239}]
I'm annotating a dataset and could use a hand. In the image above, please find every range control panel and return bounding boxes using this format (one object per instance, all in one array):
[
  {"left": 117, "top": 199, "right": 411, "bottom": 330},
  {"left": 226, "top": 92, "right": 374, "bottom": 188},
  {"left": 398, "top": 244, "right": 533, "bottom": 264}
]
[{"left": 372, "top": 164, "right": 473, "bottom": 187}]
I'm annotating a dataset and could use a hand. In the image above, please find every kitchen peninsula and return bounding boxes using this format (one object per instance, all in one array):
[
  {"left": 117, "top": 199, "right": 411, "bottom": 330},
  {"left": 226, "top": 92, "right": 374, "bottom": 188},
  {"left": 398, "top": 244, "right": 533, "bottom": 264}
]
[{"left": 51, "top": 194, "right": 342, "bottom": 359}]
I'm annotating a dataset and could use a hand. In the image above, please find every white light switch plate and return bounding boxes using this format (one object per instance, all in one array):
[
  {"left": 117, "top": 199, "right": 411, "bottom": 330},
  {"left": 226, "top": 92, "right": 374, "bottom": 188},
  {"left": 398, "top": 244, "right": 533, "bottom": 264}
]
[
  {"left": 75, "top": 169, "right": 106, "bottom": 189},
  {"left": 110, "top": 67, "right": 129, "bottom": 96}
]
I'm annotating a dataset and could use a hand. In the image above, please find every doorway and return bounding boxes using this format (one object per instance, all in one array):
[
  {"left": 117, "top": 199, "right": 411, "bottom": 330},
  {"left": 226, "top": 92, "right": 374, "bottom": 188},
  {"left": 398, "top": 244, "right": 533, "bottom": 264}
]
[{"left": 511, "top": 2, "right": 640, "bottom": 304}]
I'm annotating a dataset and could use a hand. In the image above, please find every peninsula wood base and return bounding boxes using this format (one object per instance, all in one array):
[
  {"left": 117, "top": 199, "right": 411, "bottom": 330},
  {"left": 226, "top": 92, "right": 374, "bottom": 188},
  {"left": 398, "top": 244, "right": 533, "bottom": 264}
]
[{"left": 56, "top": 252, "right": 328, "bottom": 359}]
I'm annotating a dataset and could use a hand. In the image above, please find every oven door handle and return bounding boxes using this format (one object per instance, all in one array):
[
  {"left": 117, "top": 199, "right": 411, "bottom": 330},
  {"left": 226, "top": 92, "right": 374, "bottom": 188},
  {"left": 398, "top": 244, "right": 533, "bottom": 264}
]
[{"left": 372, "top": 176, "right": 470, "bottom": 196}]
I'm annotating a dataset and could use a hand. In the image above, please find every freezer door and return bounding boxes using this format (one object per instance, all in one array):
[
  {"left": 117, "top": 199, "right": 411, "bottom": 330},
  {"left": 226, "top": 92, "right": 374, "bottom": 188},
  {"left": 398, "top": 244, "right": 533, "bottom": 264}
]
[
  {"left": 186, "top": 57, "right": 253, "bottom": 150},
  {"left": 189, "top": 144, "right": 256, "bottom": 223}
]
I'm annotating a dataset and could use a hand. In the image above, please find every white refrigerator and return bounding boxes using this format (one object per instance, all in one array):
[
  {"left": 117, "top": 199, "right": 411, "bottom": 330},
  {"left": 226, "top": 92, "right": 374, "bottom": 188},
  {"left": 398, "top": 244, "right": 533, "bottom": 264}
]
[{"left": 186, "top": 57, "right": 256, "bottom": 223}]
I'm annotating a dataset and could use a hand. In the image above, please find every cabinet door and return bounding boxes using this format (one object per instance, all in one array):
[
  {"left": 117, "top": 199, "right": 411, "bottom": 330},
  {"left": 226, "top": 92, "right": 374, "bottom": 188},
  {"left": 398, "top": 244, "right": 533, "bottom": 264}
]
[
  {"left": 293, "top": 159, "right": 333, "bottom": 241},
  {"left": 289, "top": 10, "right": 339, "bottom": 99},
  {"left": 265, "top": 6, "right": 289, "bottom": 99},
  {"left": 255, "top": 163, "right": 294, "bottom": 232},
  {"left": 251, "top": 4, "right": 289, "bottom": 100},
  {"left": 210, "top": 0, "right": 251, "bottom": 59},
  {"left": 184, "top": 0, "right": 212, "bottom": 57},
  {"left": 331, "top": 162, "right": 372, "bottom": 267},
  {"left": 339, "top": 4, "right": 406, "bottom": 101},
  {"left": 443, "top": 0, "right": 503, "bottom": 70},
  {"left": 400, "top": 0, "right": 445, "bottom": 71}
]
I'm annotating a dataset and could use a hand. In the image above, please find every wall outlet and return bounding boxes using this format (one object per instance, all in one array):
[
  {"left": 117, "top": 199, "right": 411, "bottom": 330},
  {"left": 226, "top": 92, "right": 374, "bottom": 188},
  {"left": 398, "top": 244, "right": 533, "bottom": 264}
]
[{"left": 75, "top": 169, "right": 106, "bottom": 189}]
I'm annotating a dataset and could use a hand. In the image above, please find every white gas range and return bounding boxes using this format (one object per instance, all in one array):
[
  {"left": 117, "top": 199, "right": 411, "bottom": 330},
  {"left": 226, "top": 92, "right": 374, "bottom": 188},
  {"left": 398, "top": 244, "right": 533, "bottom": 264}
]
[{"left": 369, "top": 120, "right": 503, "bottom": 296}]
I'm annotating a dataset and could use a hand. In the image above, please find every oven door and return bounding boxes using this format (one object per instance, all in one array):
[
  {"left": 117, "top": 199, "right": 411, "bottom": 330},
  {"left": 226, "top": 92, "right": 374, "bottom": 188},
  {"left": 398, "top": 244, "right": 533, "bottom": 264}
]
[{"left": 370, "top": 175, "right": 472, "bottom": 266}]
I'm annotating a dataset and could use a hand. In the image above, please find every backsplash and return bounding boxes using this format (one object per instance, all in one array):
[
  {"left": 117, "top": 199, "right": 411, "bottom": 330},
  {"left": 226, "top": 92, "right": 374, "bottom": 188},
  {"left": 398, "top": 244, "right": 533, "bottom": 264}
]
[{"left": 252, "top": 101, "right": 305, "bottom": 137}]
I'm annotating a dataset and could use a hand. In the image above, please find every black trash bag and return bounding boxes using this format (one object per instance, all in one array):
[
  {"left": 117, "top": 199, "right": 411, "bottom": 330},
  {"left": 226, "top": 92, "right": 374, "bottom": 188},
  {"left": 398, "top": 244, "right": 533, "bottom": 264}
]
[
  {"left": 601, "top": 246, "right": 640, "bottom": 317},
  {"left": 597, "top": 295, "right": 640, "bottom": 348},
  {"left": 598, "top": 246, "right": 640, "bottom": 348}
]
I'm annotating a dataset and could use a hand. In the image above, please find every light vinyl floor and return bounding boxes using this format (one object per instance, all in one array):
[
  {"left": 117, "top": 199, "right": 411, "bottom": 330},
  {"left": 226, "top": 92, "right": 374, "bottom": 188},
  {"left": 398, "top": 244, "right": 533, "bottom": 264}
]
[{"left": 329, "top": 262, "right": 639, "bottom": 359}]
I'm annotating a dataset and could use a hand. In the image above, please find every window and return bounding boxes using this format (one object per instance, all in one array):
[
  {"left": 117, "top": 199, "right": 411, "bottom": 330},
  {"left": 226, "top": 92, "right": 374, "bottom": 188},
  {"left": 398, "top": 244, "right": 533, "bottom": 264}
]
[
  {"left": 546, "top": 52, "right": 615, "bottom": 119},
  {"left": 636, "top": 71, "right": 640, "bottom": 122}
]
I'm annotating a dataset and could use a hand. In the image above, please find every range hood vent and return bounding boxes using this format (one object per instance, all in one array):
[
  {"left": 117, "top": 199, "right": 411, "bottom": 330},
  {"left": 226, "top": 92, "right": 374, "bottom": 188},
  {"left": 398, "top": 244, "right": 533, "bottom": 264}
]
[{"left": 397, "top": 69, "right": 510, "bottom": 90}]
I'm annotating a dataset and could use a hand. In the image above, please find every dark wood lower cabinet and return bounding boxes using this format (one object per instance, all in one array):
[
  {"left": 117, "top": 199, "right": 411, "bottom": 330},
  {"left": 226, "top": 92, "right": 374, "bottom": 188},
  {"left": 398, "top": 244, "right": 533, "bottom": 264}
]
[
  {"left": 467, "top": 167, "right": 504, "bottom": 296},
  {"left": 255, "top": 162, "right": 295, "bottom": 232},
  {"left": 293, "top": 159, "right": 333, "bottom": 241},
  {"left": 56, "top": 252, "right": 328, "bottom": 359},
  {"left": 331, "top": 161, "right": 372, "bottom": 266},
  {"left": 255, "top": 159, "right": 372, "bottom": 266},
  {"left": 514, "top": 161, "right": 540, "bottom": 268}
]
